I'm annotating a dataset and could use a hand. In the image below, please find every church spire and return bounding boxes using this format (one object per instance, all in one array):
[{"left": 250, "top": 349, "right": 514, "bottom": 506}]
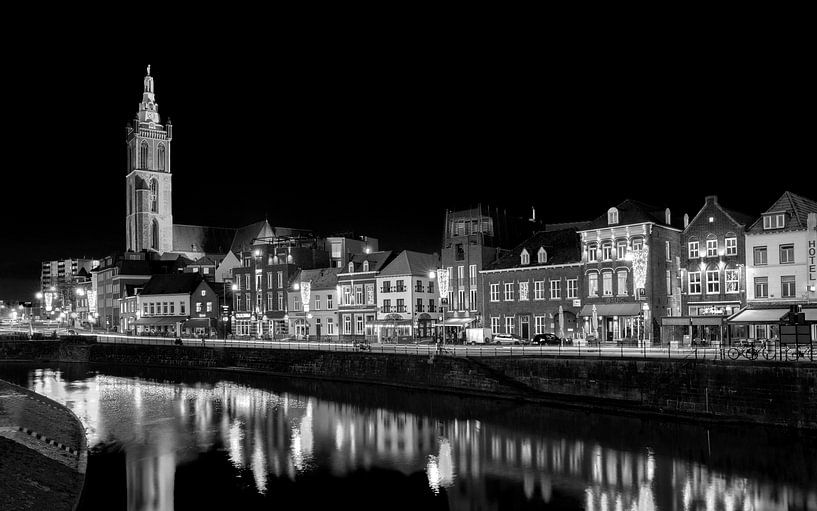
[
  {"left": 138, "top": 64, "right": 160, "bottom": 124},
  {"left": 144, "top": 64, "right": 154, "bottom": 93}
]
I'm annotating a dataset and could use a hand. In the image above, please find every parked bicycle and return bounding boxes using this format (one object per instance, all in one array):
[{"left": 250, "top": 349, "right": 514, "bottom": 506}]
[
  {"left": 784, "top": 345, "right": 813, "bottom": 361},
  {"left": 727, "top": 344, "right": 762, "bottom": 360}
]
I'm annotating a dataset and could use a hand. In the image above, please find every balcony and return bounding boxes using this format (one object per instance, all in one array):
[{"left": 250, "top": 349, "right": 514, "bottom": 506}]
[
  {"left": 395, "top": 286, "right": 406, "bottom": 293},
  {"left": 415, "top": 286, "right": 424, "bottom": 293},
  {"left": 380, "top": 287, "right": 391, "bottom": 293}
]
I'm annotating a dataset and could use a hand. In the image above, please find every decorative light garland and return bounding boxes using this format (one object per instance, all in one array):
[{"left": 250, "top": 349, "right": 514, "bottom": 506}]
[
  {"left": 631, "top": 246, "right": 649, "bottom": 291},
  {"left": 437, "top": 269, "right": 449, "bottom": 299},
  {"left": 300, "top": 281, "right": 311, "bottom": 313}
]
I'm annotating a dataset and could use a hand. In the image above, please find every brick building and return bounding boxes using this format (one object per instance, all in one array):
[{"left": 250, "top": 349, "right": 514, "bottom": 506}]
[
  {"left": 662, "top": 196, "right": 753, "bottom": 345},
  {"left": 481, "top": 228, "right": 583, "bottom": 341},
  {"left": 440, "top": 205, "right": 542, "bottom": 329},
  {"left": 337, "top": 251, "right": 397, "bottom": 339},
  {"left": 578, "top": 200, "right": 683, "bottom": 344}
]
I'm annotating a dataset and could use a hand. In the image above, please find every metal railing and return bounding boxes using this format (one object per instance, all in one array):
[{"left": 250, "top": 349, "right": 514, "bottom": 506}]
[{"left": 1, "top": 328, "right": 814, "bottom": 363}]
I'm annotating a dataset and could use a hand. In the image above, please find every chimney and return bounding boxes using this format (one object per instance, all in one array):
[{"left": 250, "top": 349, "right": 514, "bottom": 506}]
[
  {"left": 530, "top": 206, "right": 536, "bottom": 222},
  {"left": 808, "top": 212, "right": 817, "bottom": 230},
  {"left": 665, "top": 208, "right": 671, "bottom": 225},
  {"left": 705, "top": 195, "right": 717, "bottom": 205},
  {"left": 683, "top": 213, "right": 689, "bottom": 228}
]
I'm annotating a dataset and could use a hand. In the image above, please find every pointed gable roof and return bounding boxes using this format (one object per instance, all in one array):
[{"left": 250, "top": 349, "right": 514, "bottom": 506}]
[
  {"left": 747, "top": 191, "right": 817, "bottom": 233},
  {"left": 379, "top": 250, "right": 439, "bottom": 277},
  {"left": 685, "top": 195, "right": 754, "bottom": 232}
]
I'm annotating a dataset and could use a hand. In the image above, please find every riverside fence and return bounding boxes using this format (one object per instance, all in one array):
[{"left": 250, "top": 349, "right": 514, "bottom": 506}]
[{"left": 1, "top": 329, "right": 814, "bottom": 363}]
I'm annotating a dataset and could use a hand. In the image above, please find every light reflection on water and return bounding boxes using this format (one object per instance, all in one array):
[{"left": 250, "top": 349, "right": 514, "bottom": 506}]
[{"left": 14, "top": 366, "right": 817, "bottom": 511}]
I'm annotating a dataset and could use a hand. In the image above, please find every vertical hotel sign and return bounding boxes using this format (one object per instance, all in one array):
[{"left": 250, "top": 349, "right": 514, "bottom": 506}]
[{"left": 810, "top": 212, "right": 817, "bottom": 297}]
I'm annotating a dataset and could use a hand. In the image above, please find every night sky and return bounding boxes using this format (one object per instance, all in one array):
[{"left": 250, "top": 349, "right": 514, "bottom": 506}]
[{"left": 1, "top": 38, "right": 812, "bottom": 301}]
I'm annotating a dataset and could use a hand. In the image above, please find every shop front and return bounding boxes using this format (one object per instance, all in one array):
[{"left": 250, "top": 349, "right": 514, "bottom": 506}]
[
  {"left": 661, "top": 316, "right": 727, "bottom": 346},
  {"left": 578, "top": 303, "right": 643, "bottom": 342},
  {"left": 183, "top": 317, "right": 217, "bottom": 337},
  {"left": 435, "top": 317, "right": 477, "bottom": 343},
  {"left": 134, "top": 316, "right": 187, "bottom": 336},
  {"left": 728, "top": 306, "right": 817, "bottom": 344}
]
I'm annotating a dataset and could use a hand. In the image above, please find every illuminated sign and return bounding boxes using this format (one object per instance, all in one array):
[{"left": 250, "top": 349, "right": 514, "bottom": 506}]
[
  {"left": 301, "top": 281, "right": 311, "bottom": 313},
  {"left": 437, "top": 269, "right": 449, "bottom": 298},
  {"left": 44, "top": 292, "right": 53, "bottom": 312},
  {"left": 809, "top": 240, "right": 816, "bottom": 287}
]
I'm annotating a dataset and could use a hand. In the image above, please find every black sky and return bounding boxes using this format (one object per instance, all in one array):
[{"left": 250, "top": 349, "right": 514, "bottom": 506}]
[{"left": 0, "top": 33, "right": 813, "bottom": 301}]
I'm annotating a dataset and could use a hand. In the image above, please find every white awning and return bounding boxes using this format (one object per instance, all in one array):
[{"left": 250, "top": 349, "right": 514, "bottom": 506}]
[
  {"left": 579, "top": 303, "right": 642, "bottom": 317},
  {"left": 727, "top": 308, "right": 788, "bottom": 323},
  {"left": 434, "top": 318, "right": 477, "bottom": 326}
]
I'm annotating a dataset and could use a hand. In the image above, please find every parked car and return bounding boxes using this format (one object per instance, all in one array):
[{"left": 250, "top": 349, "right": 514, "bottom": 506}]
[
  {"left": 531, "top": 333, "right": 563, "bottom": 346},
  {"left": 66, "top": 329, "right": 78, "bottom": 336},
  {"left": 492, "top": 333, "right": 524, "bottom": 345}
]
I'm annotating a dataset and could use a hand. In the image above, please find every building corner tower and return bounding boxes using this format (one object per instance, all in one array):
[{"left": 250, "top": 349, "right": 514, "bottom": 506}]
[{"left": 125, "top": 65, "right": 174, "bottom": 253}]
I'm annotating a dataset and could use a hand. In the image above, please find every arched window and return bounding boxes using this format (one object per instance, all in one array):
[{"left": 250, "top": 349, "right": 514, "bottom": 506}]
[
  {"left": 348, "top": 262, "right": 354, "bottom": 273},
  {"left": 157, "top": 144, "right": 166, "bottom": 171},
  {"left": 151, "top": 220, "right": 159, "bottom": 250},
  {"left": 520, "top": 249, "right": 530, "bottom": 265},
  {"left": 140, "top": 142, "right": 149, "bottom": 169},
  {"left": 150, "top": 179, "right": 158, "bottom": 213},
  {"left": 538, "top": 247, "right": 547, "bottom": 264},
  {"left": 608, "top": 207, "right": 619, "bottom": 225},
  {"left": 362, "top": 261, "right": 369, "bottom": 272}
]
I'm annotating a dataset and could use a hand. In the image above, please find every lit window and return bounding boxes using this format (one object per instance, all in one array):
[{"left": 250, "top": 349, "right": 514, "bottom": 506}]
[
  {"left": 725, "top": 237, "right": 737, "bottom": 256},
  {"left": 688, "top": 272, "right": 702, "bottom": 294},
  {"left": 537, "top": 247, "right": 547, "bottom": 263},
  {"left": 607, "top": 207, "right": 619, "bottom": 225},
  {"left": 520, "top": 249, "right": 530, "bottom": 265},
  {"left": 706, "top": 239, "right": 718, "bottom": 257}
]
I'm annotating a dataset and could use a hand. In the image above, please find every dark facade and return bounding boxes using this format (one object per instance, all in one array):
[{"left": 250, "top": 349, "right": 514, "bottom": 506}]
[
  {"left": 230, "top": 235, "right": 330, "bottom": 338},
  {"left": 481, "top": 229, "right": 584, "bottom": 340},
  {"left": 578, "top": 200, "right": 684, "bottom": 344},
  {"left": 680, "top": 195, "right": 752, "bottom": 317},
  {"left": 93, "top": 251, "right": 187, "bottom": 332},
  {"left": 441, "top": 205, "right": 543, "bottom": 327}
]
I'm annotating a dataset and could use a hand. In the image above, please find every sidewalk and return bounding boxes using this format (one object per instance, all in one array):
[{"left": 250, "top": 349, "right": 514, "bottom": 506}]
[{"left": 0, "top": 378, "right": 87, "bottom": 511}]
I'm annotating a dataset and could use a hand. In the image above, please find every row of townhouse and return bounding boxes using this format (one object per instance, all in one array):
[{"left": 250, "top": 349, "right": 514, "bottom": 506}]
[
  {"left": 473, "top": 192, "right": 816, "bottom": 346},
  {"left": 286, "top": 250, "right": 442, "bottom": 341},
  {"left": 479, "top": 200, "right": 682, "bottom": 344}
]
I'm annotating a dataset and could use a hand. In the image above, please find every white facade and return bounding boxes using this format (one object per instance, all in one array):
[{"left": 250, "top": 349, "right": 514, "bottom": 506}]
[
  {"left": 745, "top": 214, "right": 817, "bottom": 304},
  {"left": 375, "top": 274, "right": 441, "bottom": 337}
]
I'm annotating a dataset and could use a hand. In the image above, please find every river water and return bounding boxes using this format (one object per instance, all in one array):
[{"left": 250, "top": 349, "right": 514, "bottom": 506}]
[{"left": 1, "top": 363, "right": 815, "bottom": 511}]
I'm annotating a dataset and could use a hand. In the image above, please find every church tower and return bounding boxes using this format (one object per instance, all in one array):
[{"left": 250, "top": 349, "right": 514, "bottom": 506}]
[{"left": 125, "top": 65, "right": 174, "bottom": 253}]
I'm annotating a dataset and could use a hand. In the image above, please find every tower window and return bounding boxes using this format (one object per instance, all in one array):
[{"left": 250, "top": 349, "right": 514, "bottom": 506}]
[
  {"left": 151, "top": 220, "right": 159, "bottom": 250},
  {"left": 140, "top": 142, "right": 149, "bottom": 169},
  {"left": 157, "top": 144, "right": 166, "bottom": 171},
  {"left": 150, "top": 179, "right": 158, "bottom": 213}
]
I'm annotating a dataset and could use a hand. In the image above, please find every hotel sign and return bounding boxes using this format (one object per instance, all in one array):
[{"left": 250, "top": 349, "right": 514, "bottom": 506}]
[{"left": 809, "top": 240, "right": 816, "bottom": 285}]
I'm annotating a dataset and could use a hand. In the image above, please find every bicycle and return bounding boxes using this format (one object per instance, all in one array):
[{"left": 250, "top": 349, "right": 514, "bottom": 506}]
[
  {"left": 784, "top": 345, "right": 812, "bottom": 361},
  {"left": 727, "top": 343, "right": 762, "bottom": 360}
]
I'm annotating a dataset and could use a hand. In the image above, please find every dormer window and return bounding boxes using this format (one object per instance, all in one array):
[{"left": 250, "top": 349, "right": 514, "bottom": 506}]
[
  {"left": 348, "top": 262, "right": 354, "bottom": 273},
  {"left": 608, "top": 207, "right": 619, "bottom": 225},
  {"left": 763, "top": 213, "right": 786, "bottom": 230},
  {"left": 537, "top": 247, "right": 547, "bottom": 264},
  {"left": 362, "top": 261, "right": 369, "bottom": 272},
  {"left": 520, "top": 249, "right": 530, "bottom": 265}
]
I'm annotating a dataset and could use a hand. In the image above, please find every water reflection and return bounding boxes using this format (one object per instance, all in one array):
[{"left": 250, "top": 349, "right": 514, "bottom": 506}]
[{"left": 10, "top": 366, "right": 817, "bottom": 511}]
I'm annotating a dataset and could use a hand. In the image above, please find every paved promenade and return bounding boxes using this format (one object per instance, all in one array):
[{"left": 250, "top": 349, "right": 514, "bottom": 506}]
[{"left": 0, "top": 378, "right": 87, "bottom": 511}]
